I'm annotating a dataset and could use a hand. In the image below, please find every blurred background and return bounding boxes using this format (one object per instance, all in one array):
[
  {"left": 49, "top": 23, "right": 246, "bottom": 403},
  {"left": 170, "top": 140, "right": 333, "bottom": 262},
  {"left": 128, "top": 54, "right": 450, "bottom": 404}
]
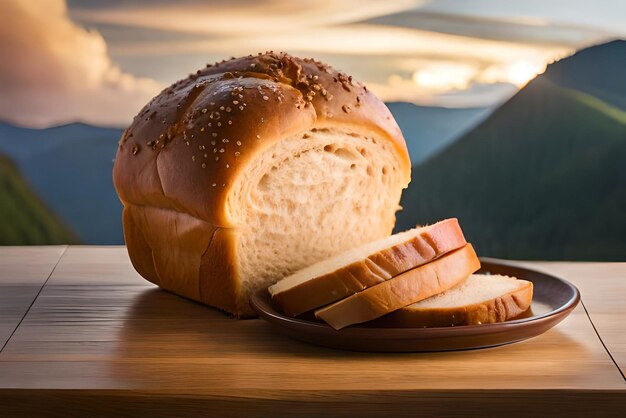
[{"left": 0, "top": 0, "right": 624, "bottom": 260}]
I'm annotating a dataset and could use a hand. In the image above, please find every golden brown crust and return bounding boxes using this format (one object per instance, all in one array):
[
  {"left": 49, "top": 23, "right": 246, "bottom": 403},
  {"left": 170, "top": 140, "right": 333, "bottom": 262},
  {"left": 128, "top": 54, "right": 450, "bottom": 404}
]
[
  {"left": 372, "top": 281, "right": 534, "bottom": 327},
  {"left": 113, "top": 52, "right": 409, "bottom": 225},
  {"left": 271, "top": 219, "right": 467, "bottom": 316},
  {"left": 113, "top": 52, "right": 410, "bottom": 317},
  {"left": 314, "top": 244, "right": 481, "bottom": 330}
]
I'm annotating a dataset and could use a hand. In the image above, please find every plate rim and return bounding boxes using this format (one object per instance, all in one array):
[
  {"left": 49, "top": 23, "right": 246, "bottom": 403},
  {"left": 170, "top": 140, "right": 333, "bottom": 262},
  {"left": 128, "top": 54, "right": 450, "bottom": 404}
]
[{"left": 250, "top": 257, "right": 581, "bottom": 338}]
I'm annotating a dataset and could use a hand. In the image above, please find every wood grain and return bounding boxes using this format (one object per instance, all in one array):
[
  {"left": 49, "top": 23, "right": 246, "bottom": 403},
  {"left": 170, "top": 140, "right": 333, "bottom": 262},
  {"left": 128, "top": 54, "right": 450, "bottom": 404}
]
[
  {"left": 517, "top": 261, "right": 626, "bottom": 376},
  {"left": 0, "top": 247, "right": 624, "bottom": 416},
  {"left": 0, "top": 246, "right": 66, "bottom": 349},
  {"left": 0, "top": 246, "right": 66, "bottom": 284}
]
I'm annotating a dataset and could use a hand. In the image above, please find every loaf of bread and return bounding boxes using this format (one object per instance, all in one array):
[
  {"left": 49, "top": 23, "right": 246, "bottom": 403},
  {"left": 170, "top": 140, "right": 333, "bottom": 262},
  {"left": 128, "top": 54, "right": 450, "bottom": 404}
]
[
  {"left": 113, "top": 52, "right": 411, "bottom": 317},
  {"left": 315, "top": 244, "right": 481, "bottom": 329},
  {"left": 371, "top": 274, "right": 533, "bottom": 327},
  {"left": 269, "top": 218, "right": 466, "bottom": 316}
]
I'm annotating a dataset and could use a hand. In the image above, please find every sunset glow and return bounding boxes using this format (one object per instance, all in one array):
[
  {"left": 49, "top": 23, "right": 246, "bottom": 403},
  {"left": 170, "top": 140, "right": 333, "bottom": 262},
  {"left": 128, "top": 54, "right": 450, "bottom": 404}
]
[
  {"left": 505, "top": 60, "right": 548, "bottom": 87},
  {"left": 1, "top": 0, "right": 624, "bottom": 127},
  {"left": 412, "top": 63, "right": 476, "bottom": 91}
]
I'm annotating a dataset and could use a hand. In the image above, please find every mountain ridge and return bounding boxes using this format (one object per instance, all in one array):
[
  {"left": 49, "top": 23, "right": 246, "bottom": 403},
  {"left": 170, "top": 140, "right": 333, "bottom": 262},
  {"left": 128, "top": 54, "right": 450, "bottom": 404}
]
[{"left": 395, "top": 42, "right": 626, "bottom": 260}]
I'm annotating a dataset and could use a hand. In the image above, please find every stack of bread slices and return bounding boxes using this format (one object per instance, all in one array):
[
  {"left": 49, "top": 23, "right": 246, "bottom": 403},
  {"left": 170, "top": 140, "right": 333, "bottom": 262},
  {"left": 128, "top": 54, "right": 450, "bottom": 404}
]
[{"left": 268, "top": 219, "right": 533, "bottom": 330}]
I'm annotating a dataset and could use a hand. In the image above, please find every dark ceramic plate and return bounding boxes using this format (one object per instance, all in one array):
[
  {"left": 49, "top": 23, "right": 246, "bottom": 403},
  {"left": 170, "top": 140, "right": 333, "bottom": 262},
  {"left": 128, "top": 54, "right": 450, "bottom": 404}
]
[{"left": 250, "top": 258, "right": 580, "bottom": 352}]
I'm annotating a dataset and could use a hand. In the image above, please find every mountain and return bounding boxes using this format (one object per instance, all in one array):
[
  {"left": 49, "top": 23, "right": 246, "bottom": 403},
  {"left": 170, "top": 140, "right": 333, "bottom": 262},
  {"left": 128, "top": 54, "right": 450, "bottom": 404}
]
[
  {"left": 396, "top": 40, "right": 626, "bottom": 261},
  {"left": 386, "top": 102, "right": 492, "bottom": 164},
  {"left": 542, "top": 39, "right": 626, "bottom": 110},
  {"left": 0, "top": 102, "right": 485, "bottom": 244},
  {"left": 0, "top": 122, "right": 124, "bottom": 244},
  {"left": 0, "top": 154, "right": 77, "bottom": 245}
]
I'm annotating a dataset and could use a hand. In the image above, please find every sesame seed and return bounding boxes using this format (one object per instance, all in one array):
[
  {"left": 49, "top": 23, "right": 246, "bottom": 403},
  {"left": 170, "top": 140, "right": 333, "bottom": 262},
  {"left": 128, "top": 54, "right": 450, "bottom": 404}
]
[
  {"left": 213, "top": 148, "right": 217, "bottom": 153},
  {"left": 215, "top": 157, "right": 219, "bottom": 161},
  {"left": 200, "top": 127, "right": 205, "bottom": 132},
  {"left": 228, "top": 120, "right": 232, "bottom": 125},
  {"left": 202, "top": 163, "right": 206, "bottom": 168},
  {"left": 236, "top": 141, "right": 242, "bottom": 146},
  {"left": 220, "top": 106, "right": 225, "bottom": 110},
  {"left": 211, "top": 140, "right": 216, "bottom": 145},
  {"left": 202, "top": 108, "right": 208, "bottom": 113},
  {"left": 256, "top": 135, "right": 261, "bottom": 139},
  {"left": 222, "top": 138, "right": 229, "bottom": 143},
  {"left": 226, "top": 107, "right": 232, "bottom": 112},
  {"left": 192, "top": 156, "right": 196, "bottom": 161},
  {"left": 233, "top": 100, "right": 239, "bottom": 105},
  {"left": 219, "top": 148, "right": 225, "bottom": 153},
  {"left": 132, "top": 146, "right": 139, "bottom": 155},
  {"left": 226, "top": 164, "right": 230, "bottom": 168},
  {"left": 212, "top": 183, "right": 216, "bottom": 187},
  {"left": 239, "top": 105, "right": 244, "bottom": 110},
  {"left": 262, "top": 96, "right": 269, "bottom": 101},
  {"left": 235, "top": 151, "right": 240, "bottom": 157},
  {"left": 212, "top": 133, "right": 217, "bottom": 137},
  {"left": 204, "top": 153, "right": 208, "bottom": 158}
]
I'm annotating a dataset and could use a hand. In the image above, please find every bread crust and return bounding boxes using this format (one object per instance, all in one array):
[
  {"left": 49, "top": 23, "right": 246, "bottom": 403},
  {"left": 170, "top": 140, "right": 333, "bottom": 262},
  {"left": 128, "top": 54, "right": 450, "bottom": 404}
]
[
  {"left": 372, "top": 280, "right": 533, "bottom": 327},
  {"left": 270, "top": 218, "right": 466, "bottom": 316},
  {"left": 113, "top": 52, "right": 410, "bottom": 317},
  {"left": 315, "top": 244, "right": 480, "bottom": 329}
]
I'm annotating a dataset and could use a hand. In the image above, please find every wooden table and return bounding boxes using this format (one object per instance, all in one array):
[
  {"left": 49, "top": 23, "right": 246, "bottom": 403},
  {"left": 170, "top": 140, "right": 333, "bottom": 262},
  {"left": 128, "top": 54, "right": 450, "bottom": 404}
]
[{"left": 0, "top": 246, "right": 624, "bottom": 417}]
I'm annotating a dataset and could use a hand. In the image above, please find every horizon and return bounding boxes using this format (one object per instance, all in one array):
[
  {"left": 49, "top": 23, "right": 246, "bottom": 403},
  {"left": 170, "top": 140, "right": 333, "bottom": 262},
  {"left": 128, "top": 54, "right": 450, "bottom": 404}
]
[{"left": 2, "top": 1, "right": 626, "bottom": 128}]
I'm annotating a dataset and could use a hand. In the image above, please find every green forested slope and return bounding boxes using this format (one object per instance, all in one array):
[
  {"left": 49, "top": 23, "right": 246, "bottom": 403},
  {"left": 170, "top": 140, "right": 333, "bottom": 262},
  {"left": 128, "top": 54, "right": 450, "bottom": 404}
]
[
  {"left": 396, "top": 78, "right": 626, "bottom": 260},
  {"left": 0, "top": 154, "right": 78, "bottom": 244}
]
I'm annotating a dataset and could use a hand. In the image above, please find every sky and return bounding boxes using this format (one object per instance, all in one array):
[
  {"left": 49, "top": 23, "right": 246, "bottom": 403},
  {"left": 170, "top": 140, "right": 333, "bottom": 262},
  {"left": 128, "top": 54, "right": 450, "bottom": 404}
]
[{"left": 1, "top": 0, "right": 625, "bottom": 128}]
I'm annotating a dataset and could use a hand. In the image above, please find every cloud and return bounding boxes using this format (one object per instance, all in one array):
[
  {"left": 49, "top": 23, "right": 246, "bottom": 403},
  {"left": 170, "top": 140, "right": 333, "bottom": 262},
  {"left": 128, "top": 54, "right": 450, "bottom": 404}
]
[
  {"left": 108, "top": 24, "right": 566, "bottom": 62},
  {"left": 4, "top": 0, "right": 618, "bottom": 124},
  {"left": 364, "top": 10, "right": 618, "bottom": 47},
  {"left": 421, "top": 0, "right": 626, "bottom": 37},
  {"left": 101, "top": 22, "right": 568, "bottom": 106},
  {"left": 70, "top": 0, "right": 574, "bottom": 108},
  {"left": 0, "top": 0, "right": 162, "bottom": 128},
  {"left": 367, "top": 75, "right": 518, "bottom": 108},
  {"left": 70, "top": 0, "right": 421, "bottom": 35}
]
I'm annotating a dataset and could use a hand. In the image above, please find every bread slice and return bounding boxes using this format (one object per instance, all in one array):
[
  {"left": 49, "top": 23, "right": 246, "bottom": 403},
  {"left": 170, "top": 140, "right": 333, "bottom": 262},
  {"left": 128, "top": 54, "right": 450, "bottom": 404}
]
[
  {"left": 372, "top": 274, "right": 533, "bottom": 328},
  {"left": 315, "top": 244, "right": 480, "bottom": 329},
  {"left": 268, "top": 219, "right": 466, "bottom": 316}
]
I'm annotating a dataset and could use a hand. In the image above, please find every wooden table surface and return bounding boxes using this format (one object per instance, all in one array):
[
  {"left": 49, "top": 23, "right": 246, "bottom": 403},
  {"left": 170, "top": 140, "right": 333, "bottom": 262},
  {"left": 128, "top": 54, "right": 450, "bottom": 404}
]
[{"left": 0, "top": 246, "right": 624, "bottom": 417}]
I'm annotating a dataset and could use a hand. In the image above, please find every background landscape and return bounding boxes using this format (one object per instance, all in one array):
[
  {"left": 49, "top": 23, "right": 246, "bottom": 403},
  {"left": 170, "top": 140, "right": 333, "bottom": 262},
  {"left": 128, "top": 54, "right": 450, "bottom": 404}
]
[{"left": 1, "top": 1, "right": 624, "bottom": 260}]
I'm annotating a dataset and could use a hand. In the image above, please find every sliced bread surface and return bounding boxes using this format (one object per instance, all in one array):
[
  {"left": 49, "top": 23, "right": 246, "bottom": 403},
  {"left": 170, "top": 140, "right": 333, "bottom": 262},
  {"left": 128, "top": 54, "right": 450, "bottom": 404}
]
[
  {"left": 373, "top": 274, "right": 533, "bottom": 328},
  {"left": 268, "top": 219, "right": 466, "bottom": 316},
  {"left": 315, "top": 244, "right": 480, "bottom": 330}
]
